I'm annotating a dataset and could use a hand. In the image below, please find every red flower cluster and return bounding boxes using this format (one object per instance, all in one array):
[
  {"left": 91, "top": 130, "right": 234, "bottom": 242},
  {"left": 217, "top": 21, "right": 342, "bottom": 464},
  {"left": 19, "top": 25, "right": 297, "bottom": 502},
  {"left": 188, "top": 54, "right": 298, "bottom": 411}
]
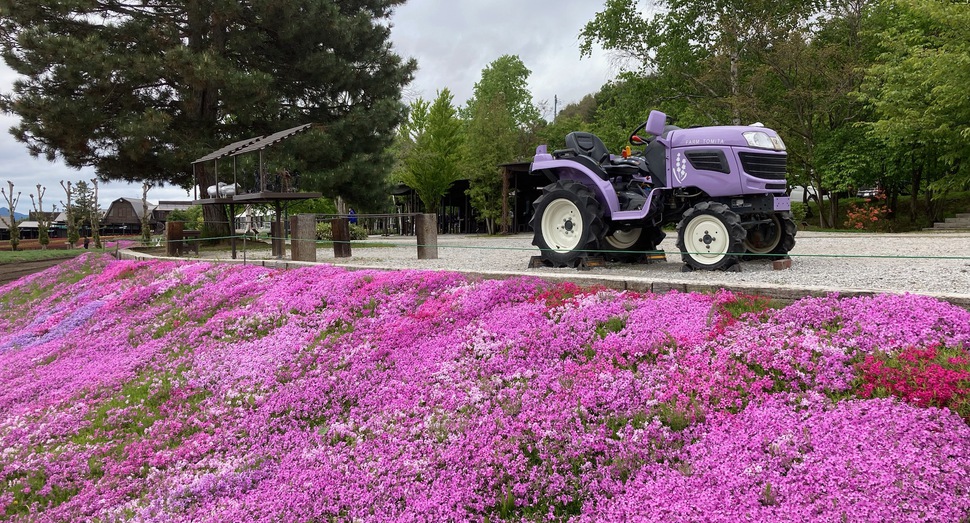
[
  {"left": 529, "top": 281, "right": 610, "bottom": 308},
  {"left": 858, "top": 345, "right": 970, "bottom": 419}
]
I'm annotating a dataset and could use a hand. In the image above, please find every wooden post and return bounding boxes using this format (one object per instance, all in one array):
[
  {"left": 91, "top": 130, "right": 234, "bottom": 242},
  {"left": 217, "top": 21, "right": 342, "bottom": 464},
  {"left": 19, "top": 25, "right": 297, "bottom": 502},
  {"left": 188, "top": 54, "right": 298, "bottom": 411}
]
[
  {"left": 229, "top": 203, "right": 237, "bottom": 260},
  {"left": 331, "top": 218, "right": 352, "bottom": 258},
  {"left": 165, "top": 221, "right": 184, "bottom": 257},
  {"left": 501, "top": 166, "right": 510, "bottom": 235},
  {"left": 271, "top": 221, "right": 285, "bottom": 258},
  {"left": 291, "top": 214, "right": 317, "bottom": 262},
  {"left": 416, "top": 213, "right": 438, "bottom": 259}
]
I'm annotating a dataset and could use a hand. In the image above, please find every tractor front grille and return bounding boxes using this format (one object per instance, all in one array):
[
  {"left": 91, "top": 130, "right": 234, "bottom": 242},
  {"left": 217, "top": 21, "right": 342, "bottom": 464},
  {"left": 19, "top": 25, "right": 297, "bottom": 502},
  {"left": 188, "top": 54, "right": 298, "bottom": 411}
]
[{"left": 739, "top": 152, "right": 787, "bottom": 180}]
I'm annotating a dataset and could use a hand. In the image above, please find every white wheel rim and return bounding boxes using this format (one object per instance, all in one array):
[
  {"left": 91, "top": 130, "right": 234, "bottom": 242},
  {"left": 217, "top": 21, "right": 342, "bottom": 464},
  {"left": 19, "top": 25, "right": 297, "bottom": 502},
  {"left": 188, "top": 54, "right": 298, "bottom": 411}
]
[
  {"left": 684, "top": 215, "right": 730, "bottom": 265},
  {"left": 744, "top": 215, "right": 782, "bottom": 254},
  {"left": 541, "top": 199, "right": 584, "bottom": 253},
  {"left": 606, "top": 228, "right": 641, "bottom": 250}
]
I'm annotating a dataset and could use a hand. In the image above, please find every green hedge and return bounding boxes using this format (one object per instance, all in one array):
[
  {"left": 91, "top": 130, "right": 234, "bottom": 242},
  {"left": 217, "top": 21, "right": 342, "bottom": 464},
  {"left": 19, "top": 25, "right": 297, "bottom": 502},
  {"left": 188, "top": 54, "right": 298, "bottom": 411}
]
[{"left": 315, "top": 222, "right": 369, "bottom": 241}]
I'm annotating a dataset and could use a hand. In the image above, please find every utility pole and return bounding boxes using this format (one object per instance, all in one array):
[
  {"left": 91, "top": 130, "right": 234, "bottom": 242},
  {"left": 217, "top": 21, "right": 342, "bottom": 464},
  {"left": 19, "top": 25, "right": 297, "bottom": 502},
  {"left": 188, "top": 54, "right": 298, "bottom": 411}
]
[{"left": 553, "top": 95, "right": 558, "bottom": 122}]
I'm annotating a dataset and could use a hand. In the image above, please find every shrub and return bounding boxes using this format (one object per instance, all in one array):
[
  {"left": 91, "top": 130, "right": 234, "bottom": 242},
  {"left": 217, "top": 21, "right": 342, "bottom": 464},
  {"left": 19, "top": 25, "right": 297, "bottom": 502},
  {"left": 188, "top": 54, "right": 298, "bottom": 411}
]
[
  {"left": 315, "top": 222, "right": 369, "bottom": 241},
  {"left": 844, "top": 193, "right": 889, "bottom": 231},
  {"left": 790, "top": 202, "right": 808, "bottom": 224}
]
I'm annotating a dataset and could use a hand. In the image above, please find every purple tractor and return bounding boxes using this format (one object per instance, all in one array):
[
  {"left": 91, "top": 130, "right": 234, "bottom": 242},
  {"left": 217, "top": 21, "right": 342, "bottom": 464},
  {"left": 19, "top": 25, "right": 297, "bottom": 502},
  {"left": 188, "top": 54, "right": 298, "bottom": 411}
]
[{"left": 529, "top": 109, "right": 796, "bottom": 271}]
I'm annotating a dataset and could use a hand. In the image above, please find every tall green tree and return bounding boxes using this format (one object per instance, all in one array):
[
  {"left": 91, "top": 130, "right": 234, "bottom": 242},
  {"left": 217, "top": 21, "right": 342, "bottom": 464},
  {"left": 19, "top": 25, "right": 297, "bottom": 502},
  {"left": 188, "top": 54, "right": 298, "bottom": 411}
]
[
  {"left": 0, "top": 0, "right": 415, "bottom": 235},
  {"left": 859, "top": 0, "right": 970, "bottom": 196},
  {"left": 464, "top": 95, "right": 517, "bottom": 234},
  {"left": 68, "top": 180, "right": 97, "bottom": 238},
  {"left": 463, "top": 55, "right": 538, "bottom": 234},
  {"left": 398, "top": 89, "right": 464, "bottom": 214}
]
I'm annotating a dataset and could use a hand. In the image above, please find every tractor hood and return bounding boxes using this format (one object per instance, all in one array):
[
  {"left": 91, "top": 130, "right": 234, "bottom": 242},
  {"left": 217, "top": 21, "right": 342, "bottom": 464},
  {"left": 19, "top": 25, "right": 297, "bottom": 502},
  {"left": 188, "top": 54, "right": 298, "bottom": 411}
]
[{"left": 666, "top": 125, "right": 786, "bottom": 152}]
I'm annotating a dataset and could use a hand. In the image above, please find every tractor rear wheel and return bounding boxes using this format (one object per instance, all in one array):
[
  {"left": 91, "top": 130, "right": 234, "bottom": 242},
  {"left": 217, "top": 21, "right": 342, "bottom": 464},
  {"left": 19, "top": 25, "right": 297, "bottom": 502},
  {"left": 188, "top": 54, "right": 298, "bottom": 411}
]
[
  {"left": 676, "top": 201, "right": 746, "bottom": 271},
  {"left": 530, "top": 180, "right": 605, "bottom": 267},
  {"left": 603, "top": 225, "right": 666, "bottom": 263},
  {"left": 743, "top": 212, "right": 797, "bottom": 260}
]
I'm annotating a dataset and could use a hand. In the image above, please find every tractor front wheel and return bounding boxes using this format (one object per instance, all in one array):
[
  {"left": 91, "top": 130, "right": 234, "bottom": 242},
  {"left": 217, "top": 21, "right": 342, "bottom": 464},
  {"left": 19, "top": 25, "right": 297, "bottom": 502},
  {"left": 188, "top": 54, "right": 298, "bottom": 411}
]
[
  {"left": 676, "top": 202, "right": 746, "bottom": 271},
  {"left": 531, "top": 180, "right": 605, "bottom": 267}
]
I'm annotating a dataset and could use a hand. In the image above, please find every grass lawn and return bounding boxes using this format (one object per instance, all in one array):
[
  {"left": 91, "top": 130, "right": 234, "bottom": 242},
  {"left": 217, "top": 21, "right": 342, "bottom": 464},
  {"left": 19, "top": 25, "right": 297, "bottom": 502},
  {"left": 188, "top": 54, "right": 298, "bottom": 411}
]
[{"left": 0, "top": 249, "right": 86, "bottom": 265}]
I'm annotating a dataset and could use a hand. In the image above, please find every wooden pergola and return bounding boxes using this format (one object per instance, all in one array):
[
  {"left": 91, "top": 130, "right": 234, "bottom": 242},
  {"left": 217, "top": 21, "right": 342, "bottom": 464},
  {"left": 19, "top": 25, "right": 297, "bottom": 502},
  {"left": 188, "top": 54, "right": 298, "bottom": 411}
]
[{"left": 190, "top": 124, "right": 323, "bottom": 257}]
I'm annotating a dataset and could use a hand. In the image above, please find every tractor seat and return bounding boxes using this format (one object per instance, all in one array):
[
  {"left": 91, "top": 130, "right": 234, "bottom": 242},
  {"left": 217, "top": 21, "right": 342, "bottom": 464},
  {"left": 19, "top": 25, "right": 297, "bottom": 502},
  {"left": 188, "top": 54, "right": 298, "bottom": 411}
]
[
  {"left": 562, "top": 132, "right": 640, "bottom": 180},
  {"left": 565, "top": 132, "right": 610, "bottom": 164}
]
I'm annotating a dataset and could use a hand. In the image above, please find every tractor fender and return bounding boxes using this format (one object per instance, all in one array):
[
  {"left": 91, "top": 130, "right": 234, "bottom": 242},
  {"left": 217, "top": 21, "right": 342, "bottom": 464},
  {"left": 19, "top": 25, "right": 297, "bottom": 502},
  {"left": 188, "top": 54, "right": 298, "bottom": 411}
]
[{"left": 531, "top": 160, "right": 622, "bottom": 216}]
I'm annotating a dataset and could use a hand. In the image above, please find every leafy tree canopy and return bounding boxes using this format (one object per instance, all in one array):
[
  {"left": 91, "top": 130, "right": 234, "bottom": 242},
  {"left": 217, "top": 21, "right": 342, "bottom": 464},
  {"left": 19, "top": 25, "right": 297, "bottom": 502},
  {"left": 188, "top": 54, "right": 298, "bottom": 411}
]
[
  {"left": 464, "top": 54, "right": 540, "bottom": 130},
  {"left": 858, "top": 0, "right": 970, "bottom": 191}
]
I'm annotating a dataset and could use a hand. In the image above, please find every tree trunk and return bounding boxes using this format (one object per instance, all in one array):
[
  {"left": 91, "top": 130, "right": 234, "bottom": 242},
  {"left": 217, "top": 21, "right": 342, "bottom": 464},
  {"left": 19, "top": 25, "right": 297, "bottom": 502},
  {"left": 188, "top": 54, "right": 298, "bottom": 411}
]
[
  {"left": 500, "top": 168, "right": 510, "bottom": 234},
  {"left": 809, "top": 177, "right": 828, "bottom": 229},
  {"left": 187, "top": 1, "right": 230, "bottom": 237},
  {"left": 924, "top": 188, "right": 931, "bottom": 222},
  {"left": 909, "top": 155, "right": 922, "bottom": 224},
  {"left": 91, "top": 179, "right": 102, "bottom": 249},
  {"left": 828, "top": 193, "right": 840, "bottom": 229},
  {"left": 887, "top": 185, "right": 898, "bottom": 221},
  {"left": 142, "top": 181, "right": 154, "bottom": 244},
  {"left": 202, "top": 204, "right": 230, "bottom": 238},
  {"left": 728, "top": 43, "right": 742, "bottom": 125}
]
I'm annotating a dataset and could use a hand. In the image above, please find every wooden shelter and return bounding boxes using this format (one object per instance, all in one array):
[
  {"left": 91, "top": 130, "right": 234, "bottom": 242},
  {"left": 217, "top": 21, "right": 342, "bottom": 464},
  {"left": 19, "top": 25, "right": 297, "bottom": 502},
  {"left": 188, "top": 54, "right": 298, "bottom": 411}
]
[{"left": 191, "top": 124, "right": 323, "bottom": 257}]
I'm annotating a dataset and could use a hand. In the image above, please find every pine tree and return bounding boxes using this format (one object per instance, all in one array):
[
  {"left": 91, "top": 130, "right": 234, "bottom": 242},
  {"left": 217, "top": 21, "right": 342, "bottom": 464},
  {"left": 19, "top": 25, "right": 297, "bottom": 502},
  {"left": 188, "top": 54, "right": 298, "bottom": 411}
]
[
  {"left": 0, "top": 0, "right": 415, "bottom": 234},
  {"left": 69, "top": 181, "right": 97, "bottom": 238}
]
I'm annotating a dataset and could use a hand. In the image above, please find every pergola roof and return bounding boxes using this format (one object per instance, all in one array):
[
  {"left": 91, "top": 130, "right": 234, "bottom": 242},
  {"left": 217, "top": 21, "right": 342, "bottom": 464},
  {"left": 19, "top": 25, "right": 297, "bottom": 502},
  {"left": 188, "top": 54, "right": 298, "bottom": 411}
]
[
  {"left": 229, "top": 123, "right": 314, "bottom": 157},
  {"left": 192, "top": 135, "right": 264, "bottom": 164}
]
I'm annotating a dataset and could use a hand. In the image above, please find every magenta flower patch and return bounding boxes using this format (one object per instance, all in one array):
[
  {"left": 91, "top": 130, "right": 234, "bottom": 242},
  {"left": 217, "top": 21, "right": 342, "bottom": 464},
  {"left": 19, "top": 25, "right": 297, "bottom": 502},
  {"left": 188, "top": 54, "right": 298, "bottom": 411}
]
[{"left": 0, "top": 254, "right": 967, "bottom": 522}]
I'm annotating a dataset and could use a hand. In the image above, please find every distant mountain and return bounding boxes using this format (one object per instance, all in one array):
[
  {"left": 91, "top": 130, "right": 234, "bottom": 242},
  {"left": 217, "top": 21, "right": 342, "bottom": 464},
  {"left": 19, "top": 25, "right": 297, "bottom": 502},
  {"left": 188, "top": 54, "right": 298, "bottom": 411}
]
[{"left": 0, "top": 208, "right": 28, "bottom": 220}]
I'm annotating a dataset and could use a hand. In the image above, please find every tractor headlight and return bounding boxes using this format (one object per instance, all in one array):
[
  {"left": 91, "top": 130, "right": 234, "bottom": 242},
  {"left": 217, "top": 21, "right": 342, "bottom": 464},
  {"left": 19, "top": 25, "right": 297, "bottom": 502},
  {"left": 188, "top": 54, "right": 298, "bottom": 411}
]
[{"left": 743, "top": 131, "right": 786, "bottom": 151}]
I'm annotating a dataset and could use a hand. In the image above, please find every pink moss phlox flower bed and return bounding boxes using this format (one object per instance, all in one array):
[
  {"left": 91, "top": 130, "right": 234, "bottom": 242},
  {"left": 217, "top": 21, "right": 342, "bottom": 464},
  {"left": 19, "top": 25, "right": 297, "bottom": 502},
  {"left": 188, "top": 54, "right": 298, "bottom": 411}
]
[{"left": 1, "top": 253, "right": 968, "bottom": 522}]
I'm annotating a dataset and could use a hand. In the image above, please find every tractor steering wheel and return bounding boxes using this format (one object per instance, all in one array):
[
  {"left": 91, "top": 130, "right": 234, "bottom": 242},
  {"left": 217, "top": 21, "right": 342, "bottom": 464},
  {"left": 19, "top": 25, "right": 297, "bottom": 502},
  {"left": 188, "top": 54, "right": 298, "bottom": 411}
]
[{"left": 629, "top": 121, "right": 649, "bottom": 146}]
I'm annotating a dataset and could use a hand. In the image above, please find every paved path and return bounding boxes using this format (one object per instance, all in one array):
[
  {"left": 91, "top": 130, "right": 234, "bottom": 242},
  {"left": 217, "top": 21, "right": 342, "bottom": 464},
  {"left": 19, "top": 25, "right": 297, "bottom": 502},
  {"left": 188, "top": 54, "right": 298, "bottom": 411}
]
[{"left": 122, "top": 230, "right": 970, "bottom": 307}]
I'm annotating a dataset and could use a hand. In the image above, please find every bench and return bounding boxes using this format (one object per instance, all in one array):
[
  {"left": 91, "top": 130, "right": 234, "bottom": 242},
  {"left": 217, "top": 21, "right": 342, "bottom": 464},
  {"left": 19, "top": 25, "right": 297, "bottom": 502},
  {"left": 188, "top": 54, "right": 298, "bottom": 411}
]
[{"left": 175, "top": 230, "right": 200, "bottom": 256}]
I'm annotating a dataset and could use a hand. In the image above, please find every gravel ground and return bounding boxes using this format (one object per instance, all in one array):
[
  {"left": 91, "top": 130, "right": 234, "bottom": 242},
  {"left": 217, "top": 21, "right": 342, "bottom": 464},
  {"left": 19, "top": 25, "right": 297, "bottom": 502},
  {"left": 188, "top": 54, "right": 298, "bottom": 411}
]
[{"left": 200, "top": 230, "right": 970, "bottom": 301}]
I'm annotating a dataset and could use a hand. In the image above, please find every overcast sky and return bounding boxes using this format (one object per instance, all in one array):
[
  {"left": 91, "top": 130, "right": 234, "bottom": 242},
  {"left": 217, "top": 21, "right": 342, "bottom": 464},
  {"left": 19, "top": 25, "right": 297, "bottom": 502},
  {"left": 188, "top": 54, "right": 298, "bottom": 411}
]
[{"left": 0, "top": 0, "right": 618, "bottom": 214}]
